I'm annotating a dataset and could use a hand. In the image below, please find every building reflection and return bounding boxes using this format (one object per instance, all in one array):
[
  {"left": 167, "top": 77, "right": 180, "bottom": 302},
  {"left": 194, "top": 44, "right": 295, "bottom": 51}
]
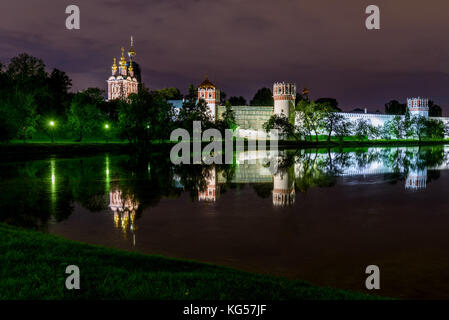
[
  {"left": 109, "top": 189, "right": 139, "bottom": 245},
  {"left": 272, "top": 167, "right": 295, "bottom": 206},
  {"left": 405, "top": 168, "right": 427, "bottom": 191},
  {"left": 198, "top": 167, "right": 220, "bottom": 202}
]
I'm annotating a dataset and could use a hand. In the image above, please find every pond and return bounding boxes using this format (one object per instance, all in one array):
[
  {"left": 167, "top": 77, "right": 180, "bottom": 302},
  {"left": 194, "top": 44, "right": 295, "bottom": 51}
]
[{"left": 2, "top": 145, "right": 449, "bottom": 299}]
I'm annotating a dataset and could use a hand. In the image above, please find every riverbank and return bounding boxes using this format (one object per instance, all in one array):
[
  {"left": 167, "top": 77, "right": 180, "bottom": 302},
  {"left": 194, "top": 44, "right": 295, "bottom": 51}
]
[
  {"left": 0, "top": 223, "right": 380, "bottom": 300},
  {"left": 2, "top": 138, "right": 447, "bottom": 161}
]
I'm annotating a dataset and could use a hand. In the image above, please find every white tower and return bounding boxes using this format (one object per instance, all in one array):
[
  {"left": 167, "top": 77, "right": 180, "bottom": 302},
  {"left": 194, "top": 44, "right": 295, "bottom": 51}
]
[
  {"left": 273, "top": 82, "right": 296, "bottom": 119},
  {"left": 407, "top": 97, "right": 429, "bottom": 118},
  {"left": 272, "top": 165, "right": 295, "bottom": 207}
]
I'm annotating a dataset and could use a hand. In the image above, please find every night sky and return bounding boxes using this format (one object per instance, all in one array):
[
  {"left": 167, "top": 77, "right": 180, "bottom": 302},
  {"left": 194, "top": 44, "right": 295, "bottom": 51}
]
[{"left": 1, "top": 0, "right": 449, "bottom": 113}]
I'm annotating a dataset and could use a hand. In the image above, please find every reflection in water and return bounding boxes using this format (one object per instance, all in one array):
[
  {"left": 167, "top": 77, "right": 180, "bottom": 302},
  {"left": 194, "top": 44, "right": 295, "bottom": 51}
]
[
  {"left": 273, "top": 156, "right": 296, "bottom": 206},
  {"left": 198, "top": 167, "right": 220, "bottom": 202},
  {"left": 109, "top": 189, "right": 139, "bottom": 245},
  {"left": 405, "top": 168, "right": 427, "bottom": 191},
  {"left": 3, "top": 145, "right": 449, "bottom": 298},
  {"left": 50, "top": 158, "right": 56, "bottom": 215},
  {"left": 2, "top": 145, "right": 448, "bottom": 231}
]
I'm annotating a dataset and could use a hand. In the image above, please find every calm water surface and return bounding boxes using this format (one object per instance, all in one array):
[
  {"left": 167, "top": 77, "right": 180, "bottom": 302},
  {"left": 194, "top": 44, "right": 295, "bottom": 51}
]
[{"left": 2, "top": 146, "right": 449, "bottom": 299}]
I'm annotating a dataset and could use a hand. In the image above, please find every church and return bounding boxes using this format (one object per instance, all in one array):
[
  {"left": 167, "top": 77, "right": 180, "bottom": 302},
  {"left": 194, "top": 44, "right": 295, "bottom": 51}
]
[{"left": 107, "top": 37, "right": 141, "bottom": 100}]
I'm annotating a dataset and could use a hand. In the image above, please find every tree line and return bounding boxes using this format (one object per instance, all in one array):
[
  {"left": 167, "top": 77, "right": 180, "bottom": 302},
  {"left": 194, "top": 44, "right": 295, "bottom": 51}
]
[{"left": 0, "top": 54, "right": 239, "bottom": 145}]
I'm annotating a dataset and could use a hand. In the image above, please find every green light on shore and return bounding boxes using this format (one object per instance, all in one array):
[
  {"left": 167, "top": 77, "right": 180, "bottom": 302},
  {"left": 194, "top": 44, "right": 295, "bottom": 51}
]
[
  {"left": 105, "top": 124, "right": 109, "bottom": 129},
  {"left": 49, "top": 121, "right": 55, "bottom": 127}
]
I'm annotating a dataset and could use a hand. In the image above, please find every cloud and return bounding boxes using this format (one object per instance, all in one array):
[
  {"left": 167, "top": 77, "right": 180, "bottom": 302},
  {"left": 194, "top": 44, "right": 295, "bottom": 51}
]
[{"left": 1, "top": 0, "right": 449, "bottom": 113}]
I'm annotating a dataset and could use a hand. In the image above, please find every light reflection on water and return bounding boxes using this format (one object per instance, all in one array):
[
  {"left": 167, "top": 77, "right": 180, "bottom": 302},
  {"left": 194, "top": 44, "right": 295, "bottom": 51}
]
[{"left": 2, "top": 145, "right": 449, "bottom": 299}]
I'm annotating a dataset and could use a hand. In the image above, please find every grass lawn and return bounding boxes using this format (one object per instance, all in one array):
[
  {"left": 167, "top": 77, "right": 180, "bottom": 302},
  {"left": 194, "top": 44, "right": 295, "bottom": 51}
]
[{"left": 0, "top": 223, "right": 382, "bottom": 300}]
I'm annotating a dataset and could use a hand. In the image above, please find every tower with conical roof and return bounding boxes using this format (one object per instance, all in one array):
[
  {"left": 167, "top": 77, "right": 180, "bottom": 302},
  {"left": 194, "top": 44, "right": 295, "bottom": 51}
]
[
  {"left": 198, "top": 75, "right": 220, "bottom": 121},
  {"left": 107, "top": 37, "right": 139, "bottom": 100}
]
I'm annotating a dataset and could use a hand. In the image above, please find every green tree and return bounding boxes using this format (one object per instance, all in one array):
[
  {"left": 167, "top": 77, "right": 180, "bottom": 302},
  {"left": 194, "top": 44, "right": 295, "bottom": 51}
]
[
  {"left": 428, "top": 100, "right": 442, "bottom": 117},
  {"left": 315, "top": 98, "right": 341, "bottom": 111},
  {"left": 68, "top": 89, "right": 104, "bottom": 142},
  {"left": 411, "top": 116, "right": 427, "bottom": 141},
  {"left": 386, "top": 116, "right": 405, "bottom": 139},
  {"left": 250, "top": 87, "right": 273, "bottom": 106},
  {"left": 263, "top": 114, "right": 304, "bottom": 141},
  {"left": 424, "top": 119, "right": 445, "bottom": 140},
  {"left": 321, "top": 111, "right": 344, "bottom": 142},
  {"left": 297, "top": 101, "right": 325, "bottom": 142},
  {"left": 333, "top": 119, "right": 353, "bottom": 142},
  {"left": 178, "top": 84, "right": 213, "bottom": 133},
  {"left": 221, "top": 101, "right": 237, "bottom": 130},
  {"left": 157, "top": 88, "right": 182, "bottom": 100},
  {"left": 354, "top": 119, "right": 370, "bottom": 141},
  {"left": 403, "top": 110, "right": 414, "bottom": 139},
  {"left": 117, "top": 87, "right": 175, "bottom": 147},
  {"left": 228, "top": 96, "right": 247, "bottom": 106},
  {"left": 13, "top": 91, "right": 39, "bottom": 142},
  {"left": 368, "top": 124, "right": 381, "bottom": 140},
  {"left": 385, "top": 100, "right": 406, "bottom": 115}
]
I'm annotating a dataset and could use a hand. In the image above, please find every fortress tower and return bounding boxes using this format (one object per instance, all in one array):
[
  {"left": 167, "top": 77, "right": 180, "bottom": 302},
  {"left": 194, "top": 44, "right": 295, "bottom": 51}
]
[
  {"left": 273, "top": 82, "right": 296, "bottom": 119},
  {"left": 198, "top": 75, "right": 220, "bottom": 121},
  {"left": 107, "top": 37, "right": 139, "bottom": 100},
  {"left": 407, "top": 97, "right": 429, "bottom": 118}
]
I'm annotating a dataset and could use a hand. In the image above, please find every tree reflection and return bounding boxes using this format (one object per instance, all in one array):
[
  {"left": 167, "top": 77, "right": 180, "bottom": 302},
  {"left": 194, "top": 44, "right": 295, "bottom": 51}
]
[{"left": 1, "top": 145, "right": 448, "bottom": 229}]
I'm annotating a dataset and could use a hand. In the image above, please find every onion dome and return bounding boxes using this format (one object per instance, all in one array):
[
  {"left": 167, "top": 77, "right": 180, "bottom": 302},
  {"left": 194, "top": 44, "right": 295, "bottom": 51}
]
[
  {"left": 128, "top": 36, "right": 136, "bottom": 58},
  {"left": 119, "top": 47, "right": 127, "bottom": 67},
  {"left": 199, "top": 75, "right": 215, "bottom": 89},
  {"left": 111, "top": 57, "right": 117, "bottom": 73}
]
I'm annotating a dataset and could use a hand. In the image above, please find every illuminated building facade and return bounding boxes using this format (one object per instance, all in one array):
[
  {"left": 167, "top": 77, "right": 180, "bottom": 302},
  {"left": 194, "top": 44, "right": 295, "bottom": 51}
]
[
  {"left": 107, "top": 37, "right": 140, "bottom": 101},
  {"left": 197, "top": 75, "right": 220, "bottom": 121}
]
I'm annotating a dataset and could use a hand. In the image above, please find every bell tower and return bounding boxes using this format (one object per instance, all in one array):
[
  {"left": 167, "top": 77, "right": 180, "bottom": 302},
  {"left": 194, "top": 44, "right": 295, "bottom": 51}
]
[{"left": 198, "top": 75, "right": 220, "bottom": 121}]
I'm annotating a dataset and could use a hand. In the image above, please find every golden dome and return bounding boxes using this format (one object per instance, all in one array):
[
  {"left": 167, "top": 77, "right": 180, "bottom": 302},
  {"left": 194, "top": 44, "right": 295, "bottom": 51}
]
[
  {"left": 302, "top": 88, "right": 309, "bottom": 96},
  {"left": 128, "top": 36, "right": 136, "bottom": 58},
  {"left": 119, "top": 47, "right": 127, "bottom": 67},
  {"left": 112, "top": 58, "right": 117, "bottom": 72},
  {"left": 199, "top": 75, "right": 215, "bottom": 89}
]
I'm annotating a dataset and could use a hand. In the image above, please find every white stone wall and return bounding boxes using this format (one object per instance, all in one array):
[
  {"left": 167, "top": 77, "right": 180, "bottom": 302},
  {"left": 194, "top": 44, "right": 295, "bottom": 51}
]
[{"left": 338, "top": 112, "right": 397, "bottom": 128}]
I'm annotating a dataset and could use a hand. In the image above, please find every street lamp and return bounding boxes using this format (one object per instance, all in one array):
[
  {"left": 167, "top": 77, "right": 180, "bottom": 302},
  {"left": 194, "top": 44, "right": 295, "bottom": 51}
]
[
  {"left": 49, "top": 121, "right": 55, "bottom": 143},
  {"left": 104, "top": 123, "right": 110, "bottom": 143}
]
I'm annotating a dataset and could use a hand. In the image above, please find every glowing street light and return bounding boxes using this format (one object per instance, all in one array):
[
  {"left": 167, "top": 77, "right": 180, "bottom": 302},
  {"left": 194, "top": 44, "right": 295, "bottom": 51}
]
[
  {"left": 104, "top": 123, "right": 110, "bottom": 143},
  {"left": 48, "top": 120, "right": 56, "bottom": 143}
]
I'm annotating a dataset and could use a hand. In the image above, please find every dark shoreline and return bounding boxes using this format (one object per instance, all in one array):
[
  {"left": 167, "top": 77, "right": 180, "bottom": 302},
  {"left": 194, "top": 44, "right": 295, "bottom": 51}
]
[{"left": 1, "top": 139, "right": 447, "bottom": 161}]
